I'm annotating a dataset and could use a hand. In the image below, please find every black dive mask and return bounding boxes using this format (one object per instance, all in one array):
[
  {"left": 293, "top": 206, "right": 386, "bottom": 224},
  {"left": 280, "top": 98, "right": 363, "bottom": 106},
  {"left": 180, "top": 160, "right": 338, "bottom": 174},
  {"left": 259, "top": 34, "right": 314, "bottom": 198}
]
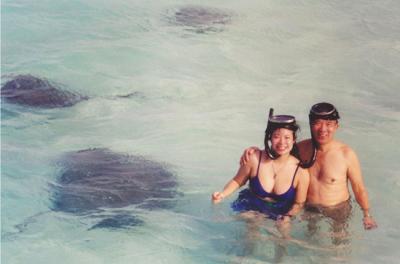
[
  {"left": 264, "top": 108, "right": 298, "bottom": 159},
  {"left": 302, "top": 102, "right": 340, "bottom": 168},
  {"left": 309, "top": 102, "right": 340, "bottom": 123}
]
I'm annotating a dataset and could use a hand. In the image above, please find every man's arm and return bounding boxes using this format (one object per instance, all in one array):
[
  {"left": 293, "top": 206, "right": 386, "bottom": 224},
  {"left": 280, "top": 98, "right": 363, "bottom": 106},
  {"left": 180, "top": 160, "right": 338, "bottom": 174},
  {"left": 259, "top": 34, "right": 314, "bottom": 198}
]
[
  {"left": 346, "top": 147, "right": 378, "bottom": 230},
  {"left": 239, "top": 146, "right": 260, "bottom": 166},
  {"left": 239, "top": 138, "right": 314, "bottom": 166},
  {"left": 297, "top": 139, "right": 314, "bottom": 165}
]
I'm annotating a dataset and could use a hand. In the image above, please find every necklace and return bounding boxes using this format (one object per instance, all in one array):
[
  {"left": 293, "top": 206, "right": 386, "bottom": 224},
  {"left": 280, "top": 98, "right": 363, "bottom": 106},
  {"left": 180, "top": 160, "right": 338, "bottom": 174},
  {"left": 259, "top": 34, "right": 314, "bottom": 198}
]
[{"left": 271, "top": 158, "right": 290, "bottom": 178}]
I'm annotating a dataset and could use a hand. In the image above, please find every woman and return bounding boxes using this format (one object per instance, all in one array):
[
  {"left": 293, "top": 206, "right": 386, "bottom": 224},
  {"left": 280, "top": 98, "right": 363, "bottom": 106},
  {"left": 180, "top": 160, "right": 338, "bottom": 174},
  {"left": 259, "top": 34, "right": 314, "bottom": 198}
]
[{"left": 212, "top": 110, "right": 309, "bottom": 222}]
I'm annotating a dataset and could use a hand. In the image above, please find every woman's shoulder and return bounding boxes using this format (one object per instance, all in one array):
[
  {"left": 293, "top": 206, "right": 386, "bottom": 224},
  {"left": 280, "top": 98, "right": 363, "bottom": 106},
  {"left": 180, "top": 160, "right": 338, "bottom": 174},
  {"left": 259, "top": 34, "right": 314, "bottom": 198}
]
[
  {"left": 296, "top": 166, "right": 310, "bottom": 181},
  {"left": 288, "top": 155, "right": 301, "bottom": 165},
  {"left": 297, "top": 165, "right": 309, "bottom": 174}
]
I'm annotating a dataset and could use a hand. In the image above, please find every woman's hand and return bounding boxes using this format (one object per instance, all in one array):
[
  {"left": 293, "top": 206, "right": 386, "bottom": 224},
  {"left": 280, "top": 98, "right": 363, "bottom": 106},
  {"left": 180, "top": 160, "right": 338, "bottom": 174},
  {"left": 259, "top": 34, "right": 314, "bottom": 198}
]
[
  {"left": 276, "top": 215, "right": 292, "bottom": 238},
  {"left": 211, "top": 192, "right": 224, "bottom": 204}
]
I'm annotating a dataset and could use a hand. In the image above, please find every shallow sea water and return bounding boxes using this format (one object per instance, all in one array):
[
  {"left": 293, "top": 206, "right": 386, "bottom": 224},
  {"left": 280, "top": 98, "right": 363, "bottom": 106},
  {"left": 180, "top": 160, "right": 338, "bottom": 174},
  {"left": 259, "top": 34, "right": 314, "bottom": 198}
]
[{"left": 2, "top": 0, "right": 400, "bottom": 263}]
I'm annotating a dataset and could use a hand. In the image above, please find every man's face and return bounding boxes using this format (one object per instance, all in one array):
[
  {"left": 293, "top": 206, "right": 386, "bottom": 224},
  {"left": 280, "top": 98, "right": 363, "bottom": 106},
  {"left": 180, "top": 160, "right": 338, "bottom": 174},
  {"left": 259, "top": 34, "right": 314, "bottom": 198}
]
[{"left": 310, "top": 119, "right": 338, "bottom": 145}]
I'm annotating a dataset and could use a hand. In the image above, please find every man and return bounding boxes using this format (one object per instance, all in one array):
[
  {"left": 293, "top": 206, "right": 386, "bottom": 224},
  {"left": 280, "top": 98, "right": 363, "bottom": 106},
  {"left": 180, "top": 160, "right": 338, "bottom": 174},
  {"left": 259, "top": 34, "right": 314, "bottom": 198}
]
[{"left": 241, "top": 102, "right": 377, "bottom": 230}]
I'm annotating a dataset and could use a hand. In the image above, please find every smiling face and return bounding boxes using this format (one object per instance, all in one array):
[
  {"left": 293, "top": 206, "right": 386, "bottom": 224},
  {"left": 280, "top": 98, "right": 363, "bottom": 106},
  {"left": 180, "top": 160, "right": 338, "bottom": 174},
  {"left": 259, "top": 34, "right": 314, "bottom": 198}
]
[
  {"left": 270, "top": 128, "right": 295, "bottom": 156},
  {"left": 310, "top": 119, "right": 339, "bottom": 145}
]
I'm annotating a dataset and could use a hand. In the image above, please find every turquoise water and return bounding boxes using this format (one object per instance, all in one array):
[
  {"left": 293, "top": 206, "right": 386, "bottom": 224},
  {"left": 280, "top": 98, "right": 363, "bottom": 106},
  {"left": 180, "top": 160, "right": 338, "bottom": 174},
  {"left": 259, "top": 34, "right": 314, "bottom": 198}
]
[{"left": 2, "top": 0, "right": 400, "bottom": 263}]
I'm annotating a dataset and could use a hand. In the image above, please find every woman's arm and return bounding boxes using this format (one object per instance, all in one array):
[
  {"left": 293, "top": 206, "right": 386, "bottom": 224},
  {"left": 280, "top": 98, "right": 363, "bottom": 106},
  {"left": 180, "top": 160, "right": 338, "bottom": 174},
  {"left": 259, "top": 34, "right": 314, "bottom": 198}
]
[
  {"left": 212, "top": 164, "right": 251, "bottom": 203},
  {"left": 212, "top": 151, "right": 258, "bottom": 203},
  {"left": 284, "top": 168, "right": 310, "bottom": 218}
]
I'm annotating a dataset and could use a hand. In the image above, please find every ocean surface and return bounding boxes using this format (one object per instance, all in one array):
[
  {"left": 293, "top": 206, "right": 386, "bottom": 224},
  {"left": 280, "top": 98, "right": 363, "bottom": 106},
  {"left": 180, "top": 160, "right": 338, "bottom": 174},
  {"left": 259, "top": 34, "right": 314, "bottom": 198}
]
[{"left": 2, "top": 0, "right": 400, "bottom": 263}]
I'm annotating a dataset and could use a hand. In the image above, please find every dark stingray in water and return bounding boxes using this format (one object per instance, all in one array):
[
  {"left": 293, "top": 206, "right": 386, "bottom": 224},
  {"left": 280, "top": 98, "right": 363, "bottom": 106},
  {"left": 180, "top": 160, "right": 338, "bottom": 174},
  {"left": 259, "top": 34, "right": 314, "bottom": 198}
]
[
  {"left": 171, "top": 6, "right": 231, "bottom": 32},
  {"left": 51, "top": 148, "right": 178, "bottom": 229},
  {"left": 1, "top": 75, "right": 88, "bottom": 108}
]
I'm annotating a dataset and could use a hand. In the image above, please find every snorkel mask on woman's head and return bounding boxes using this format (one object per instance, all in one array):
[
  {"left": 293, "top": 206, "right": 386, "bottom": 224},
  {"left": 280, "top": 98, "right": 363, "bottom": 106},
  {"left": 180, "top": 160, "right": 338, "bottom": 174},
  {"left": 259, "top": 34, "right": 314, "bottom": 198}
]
[{"left": 264, "top": 108, "right": 299, "bottom": 159}]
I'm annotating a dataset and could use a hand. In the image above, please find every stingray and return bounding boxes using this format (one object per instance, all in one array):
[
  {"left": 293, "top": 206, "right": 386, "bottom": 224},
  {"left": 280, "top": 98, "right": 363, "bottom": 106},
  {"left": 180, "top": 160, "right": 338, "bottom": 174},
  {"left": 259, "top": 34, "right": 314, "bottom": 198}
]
[
  {"left": 1, "top": 75, "right": 88, "bottom": 108},
  {"left": 50, "top": 148, "right": 178, "bottom": 229},
  {"left": 170, "top": 5, "right": 231, "bottom": 32}
]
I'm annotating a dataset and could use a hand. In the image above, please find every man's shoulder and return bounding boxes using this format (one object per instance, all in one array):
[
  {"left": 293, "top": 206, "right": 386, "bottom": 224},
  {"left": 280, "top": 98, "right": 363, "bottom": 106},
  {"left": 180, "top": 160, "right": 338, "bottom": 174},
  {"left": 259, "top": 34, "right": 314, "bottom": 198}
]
[
  {"left": 336, "top": 141, "right": 354, "bottom": 153},
  {"left": 342, "top": 144, "right": 357, "bottom": 158},
  {"left": 298, "top": 166, "right": 310, "bottom": 177},
  {"left": 334, "top": 141, "right": 359, "bottom": 162}
]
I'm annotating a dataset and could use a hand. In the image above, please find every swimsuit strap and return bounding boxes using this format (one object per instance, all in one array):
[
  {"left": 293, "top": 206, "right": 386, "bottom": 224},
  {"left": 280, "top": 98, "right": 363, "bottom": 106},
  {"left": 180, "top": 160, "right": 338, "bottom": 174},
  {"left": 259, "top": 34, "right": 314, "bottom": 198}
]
[
  {"left": 255, "top": 150, "right": 262, "bottom": 177},
  {"left": 290, "top": 163, "right": 300, "bottom": 186}
]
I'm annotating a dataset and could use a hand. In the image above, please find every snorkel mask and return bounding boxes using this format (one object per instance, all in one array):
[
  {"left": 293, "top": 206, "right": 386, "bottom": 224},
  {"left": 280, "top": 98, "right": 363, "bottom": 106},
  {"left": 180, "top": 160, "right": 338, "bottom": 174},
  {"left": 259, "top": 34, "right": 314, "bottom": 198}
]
[
  {"left": 264, "top": 108, "right": 299, "bottom": 159},
  {"left": 309, "top": 102, "right": 340, "bottom": 122},
  {"left": 302, "top": 102, "right": 340, "bottom": 168}
]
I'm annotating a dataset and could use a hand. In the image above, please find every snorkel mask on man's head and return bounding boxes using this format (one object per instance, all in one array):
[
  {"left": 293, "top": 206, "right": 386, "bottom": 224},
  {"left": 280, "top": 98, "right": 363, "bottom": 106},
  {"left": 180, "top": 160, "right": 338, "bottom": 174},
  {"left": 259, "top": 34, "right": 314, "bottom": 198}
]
[
  {"left": 302, "top": 102, "right": 340, "bottom": 168},
  {"left": 309, "top": 102, "right": 340, "bottom": 123},
  {"left": 264, "top": 108, "right": 299, "bottom": 159}
]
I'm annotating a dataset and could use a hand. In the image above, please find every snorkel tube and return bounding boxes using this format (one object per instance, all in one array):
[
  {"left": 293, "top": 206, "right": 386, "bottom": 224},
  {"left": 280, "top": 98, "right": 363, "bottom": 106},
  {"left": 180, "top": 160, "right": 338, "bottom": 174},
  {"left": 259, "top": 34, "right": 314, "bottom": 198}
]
[
  {"left": 264, "top": 108, "right": 299, "bottom": 160},
  {"left": 265, "top": 108, "right": 276, "bottom": 159},
  {"left": 302, "top": 102, "right": 340, "bottom": 168}
]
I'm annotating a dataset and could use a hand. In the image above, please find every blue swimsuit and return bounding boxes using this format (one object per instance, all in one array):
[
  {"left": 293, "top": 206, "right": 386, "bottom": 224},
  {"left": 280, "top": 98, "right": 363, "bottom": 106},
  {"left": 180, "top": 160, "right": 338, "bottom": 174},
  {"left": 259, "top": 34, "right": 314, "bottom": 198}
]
[{"left": 232, "top": 151, "right": 300, "bottom": 220}]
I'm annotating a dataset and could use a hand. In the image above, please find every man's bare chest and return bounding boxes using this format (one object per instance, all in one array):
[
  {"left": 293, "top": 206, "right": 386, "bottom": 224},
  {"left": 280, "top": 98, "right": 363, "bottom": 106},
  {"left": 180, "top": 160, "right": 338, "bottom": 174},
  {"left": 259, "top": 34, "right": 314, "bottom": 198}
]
[{"left": 310, "top": 153, "right": 348, "bottom": 184}]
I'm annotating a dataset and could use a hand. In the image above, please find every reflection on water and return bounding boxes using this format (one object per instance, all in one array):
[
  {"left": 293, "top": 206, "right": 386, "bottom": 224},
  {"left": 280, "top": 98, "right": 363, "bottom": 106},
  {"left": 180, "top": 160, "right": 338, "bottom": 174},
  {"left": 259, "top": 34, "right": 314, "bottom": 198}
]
[
  {"left": 210, "top": 209, "right": 355, "bottom": 263},
  {"left": 2, "top": 0, "right": 400, "bottom": 263},
  {"left": 304, "top": 199, "right": 353, "bottom": 246}
]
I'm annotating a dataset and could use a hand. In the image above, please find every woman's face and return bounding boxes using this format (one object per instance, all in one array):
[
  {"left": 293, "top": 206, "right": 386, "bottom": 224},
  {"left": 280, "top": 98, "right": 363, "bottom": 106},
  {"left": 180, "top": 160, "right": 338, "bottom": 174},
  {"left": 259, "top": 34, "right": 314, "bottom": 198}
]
[{"left": 271, "top": 128, "right": 295, "bottom": 156}]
